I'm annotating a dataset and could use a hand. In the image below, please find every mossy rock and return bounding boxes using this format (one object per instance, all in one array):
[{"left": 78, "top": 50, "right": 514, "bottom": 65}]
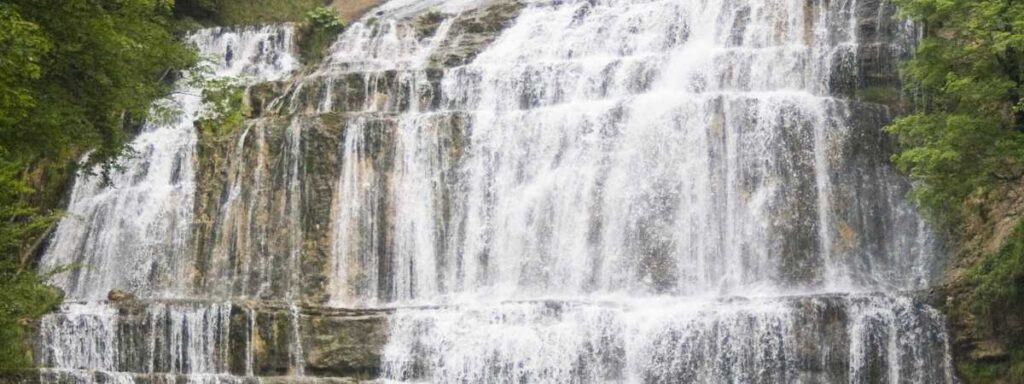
[
  {"left": 0, "top": 370, "right": 41, "bottom": 384},
  {"left": 425, "top": 1, "right": 526, "bottom": 68},
  {"left": 944, "top": 217, "right": 1024, "bottom": 383},
  {"left": 854, "top": 85, "right": 903, "bottom": 108}
]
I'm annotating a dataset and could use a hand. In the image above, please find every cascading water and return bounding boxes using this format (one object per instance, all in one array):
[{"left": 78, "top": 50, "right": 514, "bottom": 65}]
[
  {"left": 36, "top": 26, "right": 298, "bottom": 383},
  {"left": 32, "top": 0, "right": 955, "bottom": 382},
  {"left": 359, "top": 0, "right": 947, "bottom": 381},
  {"left": 41, "top": 25, "right": 297, "bottom": 301}
]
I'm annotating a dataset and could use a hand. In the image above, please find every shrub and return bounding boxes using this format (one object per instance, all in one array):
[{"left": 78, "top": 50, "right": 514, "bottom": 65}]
[
  {"left": 307, "top": 6, "right": 345, "bottom": 32},
  {"left": 298, "top": 7, "right": 346, "bottom": 64}
]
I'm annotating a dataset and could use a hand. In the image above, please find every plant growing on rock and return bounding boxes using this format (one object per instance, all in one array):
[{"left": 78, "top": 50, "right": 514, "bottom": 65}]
[
  {"left": 197, "top": 76, "right": 248, "bottom": 139},
  {"left": 307, "top": 6, "right": 345, "bottom": 31},
  {"left": 415, "top": 9, "right": 446, "bottom": 38},
  {"left": 298, "top": 6, "right": 346, "bottom": 64}
]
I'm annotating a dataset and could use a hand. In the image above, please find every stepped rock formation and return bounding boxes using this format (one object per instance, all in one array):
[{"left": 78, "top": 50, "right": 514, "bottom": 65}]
[{"left": 27, "top": 0, "right": 955, "bottom": 382}]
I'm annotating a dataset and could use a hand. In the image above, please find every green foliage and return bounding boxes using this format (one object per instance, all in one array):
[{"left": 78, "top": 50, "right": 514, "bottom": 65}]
[
  {"left": 969, "top": 351, "right": 1024, "bottom": 383},
  {"left": 0, "top": 0, "right": 197, "bottom": 369},
  {"left": 307, "top": 6, "right": 344, "bottom": 31},
  {"left": 0, "top": 261, "right": 63, "bottom": 370},
  {"left": 887, "top": 0, "right": 1024, "bottom": 224},
  {"left": 957, "top": 348, "right": 1024, "bottom": 384},
  {"left": 0, "top": 5, "right": 51, "bottom": 129},
  {"left": 1, "top": 0, "right": 197, "bottom": 168},
  {"left": 298, "top": 6, "right": 346, "bottom": 64},
  {"left": 197, "top": 76, "right": 248, "bottom": 138},
  {"left": 0, "top": 0, "right": 198, "bottom": 253},
  {"left": 0, "top": 167, "right": 57, "bottom": 261},
  {"left": 855, "top": 85, "right": 903, "bottom": 106},
  {"left": 415, "top": 9, "right": 446, "bottom": 38},
  {"left": 174, "top": 0, "right": 324, "bottom": 26},
  {"left": 944, "top": 219, "right": 1024, "bottom": 384},
  {"left": 966, "top": 219, "right": 1024, "bottom": 329}
]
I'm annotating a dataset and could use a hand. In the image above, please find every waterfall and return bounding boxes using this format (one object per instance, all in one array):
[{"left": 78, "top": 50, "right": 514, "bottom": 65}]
[
  {"left": 33, "top": 0, "right": 954, "bottom": 382},
  {"left": 35, "top": 26, "right": 299, "bottom": 382},
  {"left": 40, "top": 25, "right": 297, "bottom": 301}
]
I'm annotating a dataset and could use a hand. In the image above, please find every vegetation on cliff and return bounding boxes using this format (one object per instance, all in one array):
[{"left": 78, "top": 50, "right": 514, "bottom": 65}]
[
  {"left": 954, "top": 220, "right": 1024, "bottom": 381},
  {"left": 889, "top": 0, "right": 1024, "bottom": 381},
  {"left": 0, "top": 0, "right": 196, "bottom": 369},
  {"left": 176, "top": 0, "right": 349, "bottom": 64},
  {"left": 195, "top": 76, "right": 248, "bottom": 138},
  {"left": 173, "top": 0, "right": 324, "bottom": 26},
  {"left": 297, "top": 6, "right": 346, "bottom": 64},
  {"left": 888, "top": 0, "right": 1024, "bottom": 221}
]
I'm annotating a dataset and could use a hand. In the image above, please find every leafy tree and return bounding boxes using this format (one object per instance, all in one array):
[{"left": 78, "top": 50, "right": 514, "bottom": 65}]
[
  {"left": 888, "top": 0, "right": 1024, "bottom": 222},
  {"left": 0, "top": 5, "right": 50, "bottom": 130},
  {"left": 0, "top": 4, "right": 54, "bottom": 265},
  {"left": 2, "top": 0, "right": 197, "bottom": 166},
  {"left": 0, "top": 0, "right": 197, "bottom": 369}
]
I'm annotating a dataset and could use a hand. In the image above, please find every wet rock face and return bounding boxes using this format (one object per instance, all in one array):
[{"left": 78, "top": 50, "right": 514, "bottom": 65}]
[
  {"left": 107, "top": 289, "right": 135, "bottom": 302},
  {"left": 301, "top": 311, "right": 389, "bottom": 377},
  {"left": 192, "top": 115, "right": 348, "bottom": 302},
  {"left": 426, "top": 1, "right": 526, "bottom": 68},
  {"left": 0, "top": 371, "right": 40, "bottom": 384},
  {"left": 849, "top": 0, "right": 917, "bottom": 108}
]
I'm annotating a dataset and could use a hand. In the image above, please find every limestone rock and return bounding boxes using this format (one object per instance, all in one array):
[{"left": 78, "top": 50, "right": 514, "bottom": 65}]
[{"left": 107, "top": 288, "right": 135, "bottom": 302}]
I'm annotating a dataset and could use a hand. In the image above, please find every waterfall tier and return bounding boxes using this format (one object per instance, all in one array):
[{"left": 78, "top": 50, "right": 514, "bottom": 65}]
[{"left": 33, "top": 294, "right": 950, "bottom": 383}]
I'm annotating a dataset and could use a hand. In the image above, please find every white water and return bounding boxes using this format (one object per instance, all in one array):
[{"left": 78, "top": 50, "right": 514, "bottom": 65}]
[
  {"left": 321, "top": 0, "right": 934, "bottom": 308},
  {"left": 382, "top": 295, "right": 952, "bottom": 383},
  {"left": 41, "top": 26, "right": 297, "bottom": 301},
  {"left": 36, "top": 301, "right": 235, "bottom": 376},
  {"left": 36, "top": 26, "right": 298, "bottom": 383},
  {"left": 321, "top": 0, "right": 947, "bottom": 381}
]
